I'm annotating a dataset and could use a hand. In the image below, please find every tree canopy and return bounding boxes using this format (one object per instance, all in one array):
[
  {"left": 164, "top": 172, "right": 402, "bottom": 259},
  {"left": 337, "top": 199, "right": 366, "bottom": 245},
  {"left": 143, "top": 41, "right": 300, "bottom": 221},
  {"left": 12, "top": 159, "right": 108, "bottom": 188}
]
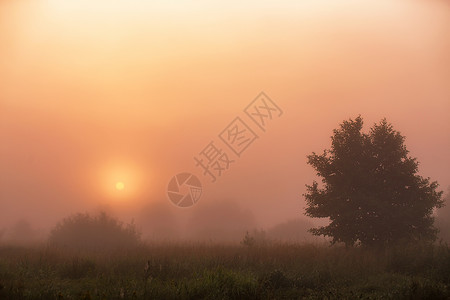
[{"left": 304, "top": 116, "right": 443, "bottom": 247}]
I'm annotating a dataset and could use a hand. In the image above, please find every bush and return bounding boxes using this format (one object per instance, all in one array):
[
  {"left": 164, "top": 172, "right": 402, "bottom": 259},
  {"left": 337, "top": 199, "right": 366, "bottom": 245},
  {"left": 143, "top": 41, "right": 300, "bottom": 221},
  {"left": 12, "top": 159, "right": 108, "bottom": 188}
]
[{"left": 48, "top": 212, "right": 141, "bottom": 251}]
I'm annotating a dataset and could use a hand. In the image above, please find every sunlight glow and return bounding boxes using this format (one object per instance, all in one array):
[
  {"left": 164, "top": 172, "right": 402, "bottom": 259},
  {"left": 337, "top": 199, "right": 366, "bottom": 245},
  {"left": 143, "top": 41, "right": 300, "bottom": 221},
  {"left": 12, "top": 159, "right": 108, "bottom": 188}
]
[
  {"left": 90, "top": 159, "right": 148, "bottom": 204},
  {"left": 115, "top": 182, "right": 125, "bottom": 191}
]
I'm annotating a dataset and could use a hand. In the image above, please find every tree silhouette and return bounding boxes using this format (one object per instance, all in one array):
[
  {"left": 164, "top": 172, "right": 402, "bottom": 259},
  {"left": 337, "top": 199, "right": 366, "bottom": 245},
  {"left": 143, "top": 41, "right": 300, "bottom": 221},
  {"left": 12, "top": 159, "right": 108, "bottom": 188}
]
[
  {"left": 304, "top": 116, "right": 443, "bottom": 247},
  {"left": 49, "top": 212, "right": 141, "bottom": 251}
]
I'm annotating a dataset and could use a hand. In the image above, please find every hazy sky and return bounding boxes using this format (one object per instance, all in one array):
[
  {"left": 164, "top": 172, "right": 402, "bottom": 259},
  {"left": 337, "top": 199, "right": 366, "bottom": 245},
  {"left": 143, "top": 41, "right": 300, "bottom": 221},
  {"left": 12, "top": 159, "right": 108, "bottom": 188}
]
[{"left": 0, "top": 0, "right": 449, "bottom": 234}]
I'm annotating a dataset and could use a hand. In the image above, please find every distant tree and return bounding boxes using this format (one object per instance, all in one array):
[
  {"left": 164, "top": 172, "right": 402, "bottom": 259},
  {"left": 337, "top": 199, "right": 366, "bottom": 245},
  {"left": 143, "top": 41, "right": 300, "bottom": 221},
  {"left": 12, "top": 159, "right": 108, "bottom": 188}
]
[
  {"left": 49, "top": 212, "right": 141, "bottom": 251},
  {"left": 9, "top": 220, "right": 36, "bottom": 244},
  {"left": 138, "top": 201, "right": 181, "bottom": 241},
  {"left": 304, "top": 116, "right": 443, "bottom": 247},
  {"left": 240, "top": 229, "right": 267, "bottom": 247},
  {"left": 241, "top": 231, "right": 256, "bottom": 247},
  {"left": 186, "top": 200, "right": 256, "bottom": 242},
  {"left": 266, "top": 218, "right": 314, "bottom": 242}
]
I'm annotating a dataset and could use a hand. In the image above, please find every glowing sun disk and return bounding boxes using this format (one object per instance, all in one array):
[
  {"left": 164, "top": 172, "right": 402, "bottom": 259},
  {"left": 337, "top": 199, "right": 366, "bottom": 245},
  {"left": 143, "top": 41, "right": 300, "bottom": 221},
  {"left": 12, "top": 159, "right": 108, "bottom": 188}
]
[{"left": 115, "top": 182, "right": 125, "bottom": 191}]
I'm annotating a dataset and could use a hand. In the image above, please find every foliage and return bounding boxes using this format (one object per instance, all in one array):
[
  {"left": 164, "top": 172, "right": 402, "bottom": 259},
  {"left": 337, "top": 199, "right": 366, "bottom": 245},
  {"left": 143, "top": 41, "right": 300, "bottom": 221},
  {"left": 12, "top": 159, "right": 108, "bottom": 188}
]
[
  {"left": 48, "top": 212, "right": 141, "bottom": 251},
  {"left": 304, "top": 116, "right": 443, "bottom": 247}
]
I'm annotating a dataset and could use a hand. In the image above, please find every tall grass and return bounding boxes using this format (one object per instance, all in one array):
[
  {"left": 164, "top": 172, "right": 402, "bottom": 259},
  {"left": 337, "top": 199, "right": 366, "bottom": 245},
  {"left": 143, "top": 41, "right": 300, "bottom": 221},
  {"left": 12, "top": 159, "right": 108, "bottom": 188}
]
[{"left": 0, "top": 242, "right": 449, "bottom": 299}]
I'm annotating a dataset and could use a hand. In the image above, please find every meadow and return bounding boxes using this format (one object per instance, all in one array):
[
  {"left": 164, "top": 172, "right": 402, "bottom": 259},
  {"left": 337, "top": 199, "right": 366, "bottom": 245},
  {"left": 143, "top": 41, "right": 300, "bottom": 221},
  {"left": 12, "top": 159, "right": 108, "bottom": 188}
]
[{"left": 0, "top": 241, "right": 449, "bottom": 299}]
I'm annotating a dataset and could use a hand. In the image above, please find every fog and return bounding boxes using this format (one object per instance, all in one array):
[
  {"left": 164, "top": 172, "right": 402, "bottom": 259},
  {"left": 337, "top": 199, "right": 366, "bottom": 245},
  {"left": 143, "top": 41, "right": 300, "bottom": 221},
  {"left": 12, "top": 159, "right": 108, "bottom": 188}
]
[{"left": 0, "top": 0, "right": 449, "bottom": 245}]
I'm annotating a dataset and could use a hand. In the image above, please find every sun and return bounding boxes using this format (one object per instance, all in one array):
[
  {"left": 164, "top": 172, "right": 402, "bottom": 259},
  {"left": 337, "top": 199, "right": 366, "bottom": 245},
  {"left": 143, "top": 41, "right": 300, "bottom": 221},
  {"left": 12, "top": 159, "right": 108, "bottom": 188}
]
[
  {"left": 96, "top": 161, "right": 148, "bottom": 202},
  {"left": 115, "top": 182, "right": 125, "bottom": 191}
]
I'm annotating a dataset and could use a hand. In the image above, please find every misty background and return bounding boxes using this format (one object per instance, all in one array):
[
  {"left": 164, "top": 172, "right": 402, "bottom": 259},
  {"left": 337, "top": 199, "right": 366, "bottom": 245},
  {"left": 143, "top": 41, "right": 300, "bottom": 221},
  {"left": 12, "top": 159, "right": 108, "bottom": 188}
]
[{"left": 0, "top": 0, "right": 449, "bottom": 245}]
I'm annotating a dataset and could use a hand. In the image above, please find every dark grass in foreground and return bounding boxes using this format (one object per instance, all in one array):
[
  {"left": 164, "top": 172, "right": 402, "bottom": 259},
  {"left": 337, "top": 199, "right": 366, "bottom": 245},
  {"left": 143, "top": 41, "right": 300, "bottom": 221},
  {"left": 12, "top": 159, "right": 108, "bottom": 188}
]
[{"left": 0, "top": 242, "right": 449, "bottom": 299}]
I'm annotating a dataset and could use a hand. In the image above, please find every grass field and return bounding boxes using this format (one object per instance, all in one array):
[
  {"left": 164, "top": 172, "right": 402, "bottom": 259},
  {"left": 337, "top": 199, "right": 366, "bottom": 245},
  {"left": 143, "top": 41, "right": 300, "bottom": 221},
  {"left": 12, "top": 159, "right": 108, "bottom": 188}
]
[{"left": 0, "top": 242, "right": 449, "bottom": 299}]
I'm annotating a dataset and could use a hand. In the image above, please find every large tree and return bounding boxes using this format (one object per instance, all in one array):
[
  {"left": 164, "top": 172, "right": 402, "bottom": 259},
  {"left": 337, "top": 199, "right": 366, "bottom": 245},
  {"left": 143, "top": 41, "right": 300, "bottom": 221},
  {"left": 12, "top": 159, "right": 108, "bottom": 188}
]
[{"left": 304, "top": 116, "right": 443, "bottom": 247}]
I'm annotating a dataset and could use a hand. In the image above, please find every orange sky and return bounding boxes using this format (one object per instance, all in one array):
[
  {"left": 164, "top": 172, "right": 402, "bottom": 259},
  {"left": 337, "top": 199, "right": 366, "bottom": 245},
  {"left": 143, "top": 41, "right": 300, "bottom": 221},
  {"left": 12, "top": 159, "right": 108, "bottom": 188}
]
[{"left": 0, "top": 0, "right": 449, "bottom": 235}]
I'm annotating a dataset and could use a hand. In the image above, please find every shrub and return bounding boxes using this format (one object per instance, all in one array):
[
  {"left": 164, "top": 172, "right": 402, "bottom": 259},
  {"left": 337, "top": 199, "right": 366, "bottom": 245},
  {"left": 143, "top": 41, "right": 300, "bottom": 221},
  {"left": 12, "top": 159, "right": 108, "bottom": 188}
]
[{"left": 48, "top": 212, "right": 141, "bottom": 251}]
